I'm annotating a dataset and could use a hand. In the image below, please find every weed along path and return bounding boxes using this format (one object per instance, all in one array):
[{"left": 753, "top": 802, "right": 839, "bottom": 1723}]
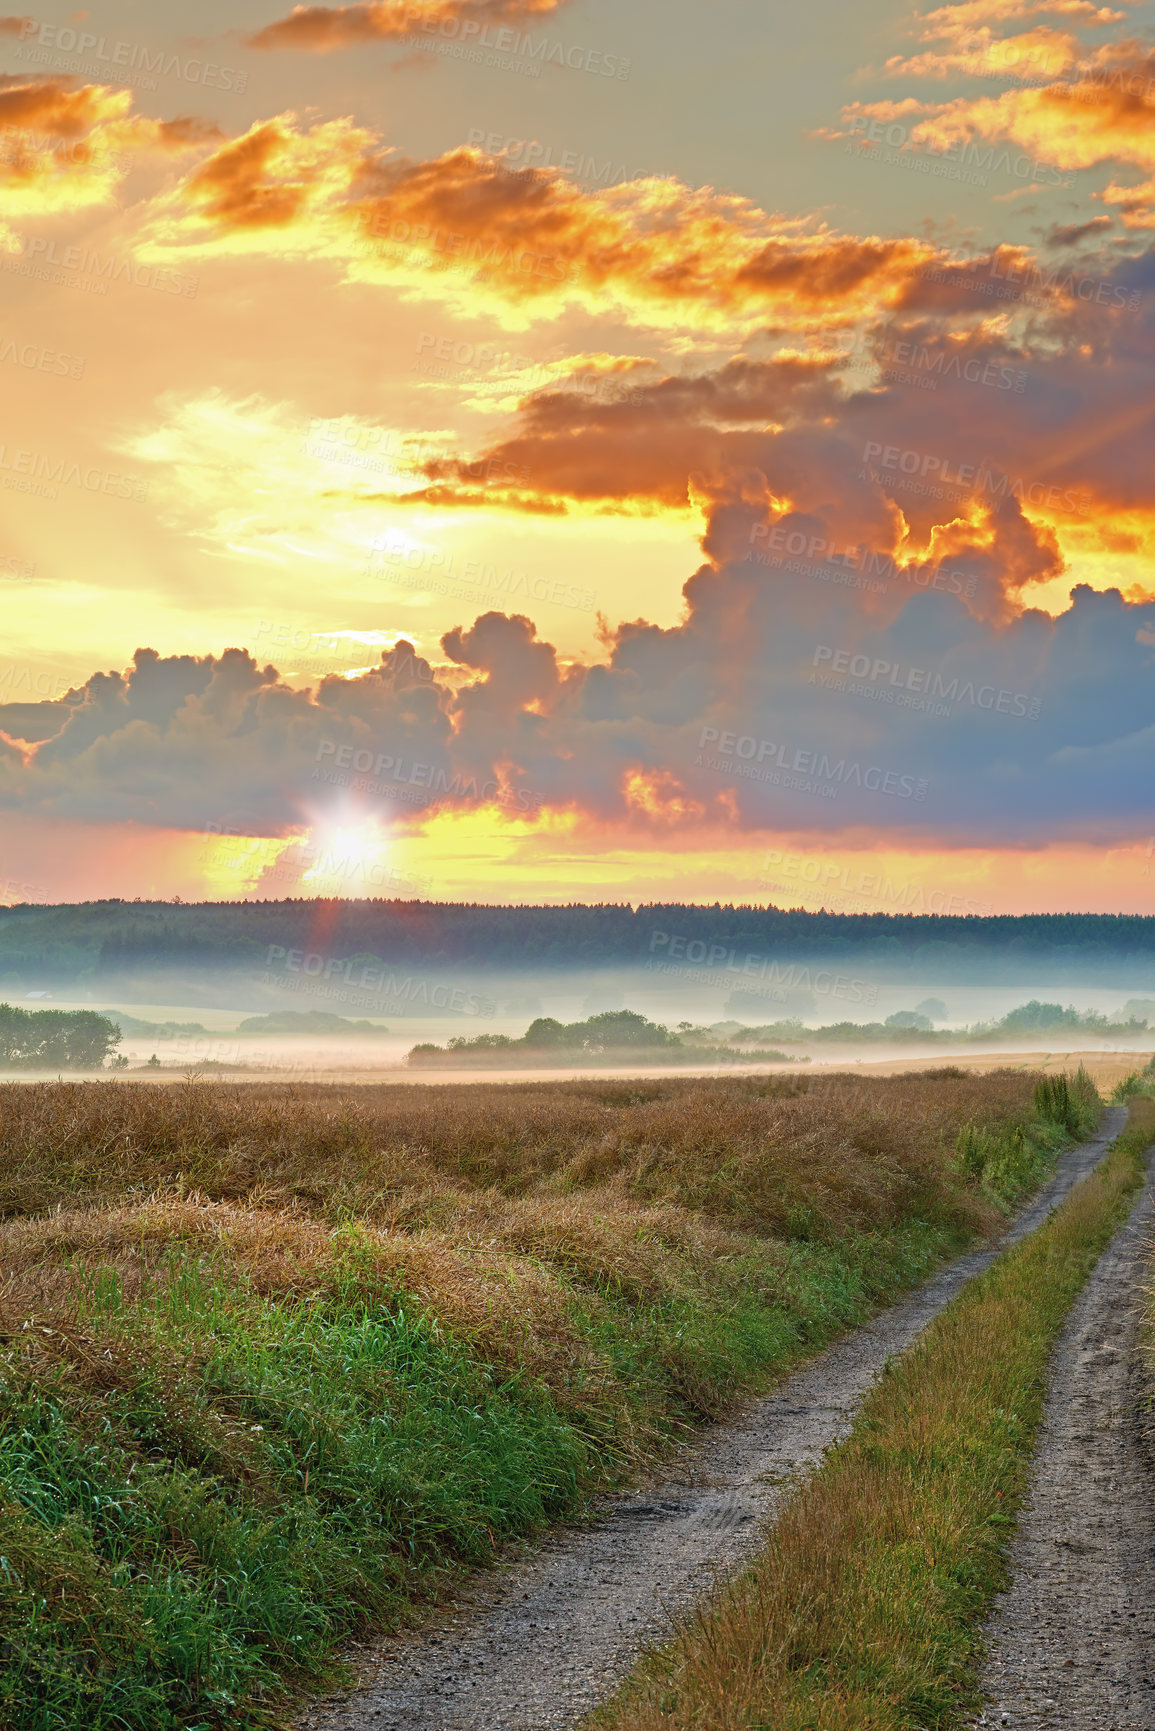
[
  {"left": 972, "top": 1145, "right": 1155, "bottom": 1730},
  {"left": 296, "top": 1109, "right": 1127, "bottom": 1731}
]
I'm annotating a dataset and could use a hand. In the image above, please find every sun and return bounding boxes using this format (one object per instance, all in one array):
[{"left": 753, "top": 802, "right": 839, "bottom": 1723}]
[{"left": 300, "top": 821, "right": 395, "bottom": 895}]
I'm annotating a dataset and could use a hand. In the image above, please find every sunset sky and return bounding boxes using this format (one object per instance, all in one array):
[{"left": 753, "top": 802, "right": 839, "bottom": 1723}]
[{"left": 1, "top": 0, "right": 1153, "bottom": 910}]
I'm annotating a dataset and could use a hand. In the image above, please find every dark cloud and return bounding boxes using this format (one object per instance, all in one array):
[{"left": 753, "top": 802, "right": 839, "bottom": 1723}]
[
  {"left": 1045, "top": 215, "right": 1115, "bottom": 248},
  {"left": 2, "top": 578, "right": 1153, "bottom": 848}
]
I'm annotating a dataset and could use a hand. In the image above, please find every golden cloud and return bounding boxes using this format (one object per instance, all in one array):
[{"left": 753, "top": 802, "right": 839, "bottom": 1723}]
[
  {"left": 848, "top": 34, "right": 1155, "bottom": 223},
  {"left": 0, "top": 78, "right": 221, "bottom": 220},
  {"left": 136, "top": 117, "right": 946, "bottom": 335},
  {"left": 248, "top": 0, "right": 569, "bottom": 52}
]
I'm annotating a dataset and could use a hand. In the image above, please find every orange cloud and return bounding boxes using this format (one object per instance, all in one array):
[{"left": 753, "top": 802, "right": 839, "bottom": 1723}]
[
  {"left": 919, "top": 0, "right": 1123, "bottom": 21},
  {"left": 138, "top": 117, "right": 945, "bottom": 334},
  {"left": 878, "top": 0, "right": 1126, "bottom": 79},
  {"left": 882, "top": 25, "right": 1084, "bottom": 84},
  {"left": 849, "top": 40, "right": 1155, "bottom": 223},
  {"left": 248, "top": 0, "right": 569, "bottom": 52},
  {"left": 176, "top": 115, "right": 372, "bottom": 230},
  {"left": 403, "top": 355, "right": 844, "bottom": 516},
  {"left": 0, "top": 73, "right": 128, "bottom": 133},
  {"left": 360, "top": 284, "right": 1155, "bottom": 629},
  {"left": 0, "top": 78, "right": 221, "bottom": 219}
]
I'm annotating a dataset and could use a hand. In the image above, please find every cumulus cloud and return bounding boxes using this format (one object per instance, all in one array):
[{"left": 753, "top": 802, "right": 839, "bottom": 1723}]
[
  {"left": 247, "top": 0, "right": 570, "bottom": 52},
  {"left": 0, "top": 645, "right": 455, "bottom": 830},
  {"left": 1, "top": 568, "right": 1153, "bottom": 849},
  {"left": 0, "top": 581, "right": 1149, "bottom": 851}
]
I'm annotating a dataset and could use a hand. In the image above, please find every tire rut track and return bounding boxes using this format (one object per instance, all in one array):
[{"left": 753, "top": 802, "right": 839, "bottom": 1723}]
[
  {"left": 297, "top": 1109, "right": 1126, "bottom": 1731},
  {"left": 973, "top": 1143, "right": 1155, "bottom": 1731}
]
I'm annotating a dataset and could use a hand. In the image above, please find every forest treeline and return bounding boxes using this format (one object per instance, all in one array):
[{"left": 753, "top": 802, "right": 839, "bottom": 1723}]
[{"left": 0, "top": 899, "right": 1153, "bottom": 983}]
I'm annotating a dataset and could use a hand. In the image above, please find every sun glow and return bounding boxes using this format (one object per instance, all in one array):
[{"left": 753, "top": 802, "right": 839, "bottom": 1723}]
[
  {"left": 300, "top": 822, "right": 396, "bottom": 895},
  {"left": 199, "top": 832, "right": 299, "bottom": 896}
]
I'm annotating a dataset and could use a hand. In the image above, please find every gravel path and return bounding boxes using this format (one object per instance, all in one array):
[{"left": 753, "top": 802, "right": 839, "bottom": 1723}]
[
  {"left": 973, "top": 1139, "right": 1155, "bottom": 1731},
  {"left": 297, "top": 1108, "right": 1126, "bottom": 1731}
]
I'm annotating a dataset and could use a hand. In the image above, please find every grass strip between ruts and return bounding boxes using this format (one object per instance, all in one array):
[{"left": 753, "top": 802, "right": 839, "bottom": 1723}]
[{"left": 588, "top": 1096, "right": 1154, "bottom": 1731}]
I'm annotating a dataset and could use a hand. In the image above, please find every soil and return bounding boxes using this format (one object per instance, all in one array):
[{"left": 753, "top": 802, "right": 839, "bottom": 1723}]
[
  {"left": 972, "top": 1145, "right": 1155, "bottom": 1730},
  {"left": 295, "top": 1108, "right": 1127, "bottom": 1731}
]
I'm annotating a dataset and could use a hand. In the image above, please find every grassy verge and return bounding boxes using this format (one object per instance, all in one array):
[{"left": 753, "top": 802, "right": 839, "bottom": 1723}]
[
  {"left": 590, "top": 1092, "right": 1152, "bottom": 1731},
  {"left": 1134, "top": 1079, "right": 1155, "bottom": 1485},
  {"left": 0, "top": 1070, "right": 1098, "bottom": 1729}
]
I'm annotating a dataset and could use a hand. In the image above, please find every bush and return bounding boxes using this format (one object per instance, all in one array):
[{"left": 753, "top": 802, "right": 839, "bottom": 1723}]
[
  {"left": 1032, "top": 1065, "right": 1099, "bottom": 1136},
  {"left": 1112, "top": 1070, "right": 1153, "bottom": 1102}
]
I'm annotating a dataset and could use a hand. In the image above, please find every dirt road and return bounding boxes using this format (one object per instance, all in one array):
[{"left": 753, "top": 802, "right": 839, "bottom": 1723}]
[
  {"left": 973, "top": 1149, "right": 1155, "bottom": 1730},
  {"left": 297, "top": 1109, "right": 1126, "bottom": 1731}
]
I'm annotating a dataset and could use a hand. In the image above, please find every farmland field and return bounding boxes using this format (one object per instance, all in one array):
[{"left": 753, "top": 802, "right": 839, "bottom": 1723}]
[{"left": 0, "top": 1070, "right": 1095, "bottom": 1728}]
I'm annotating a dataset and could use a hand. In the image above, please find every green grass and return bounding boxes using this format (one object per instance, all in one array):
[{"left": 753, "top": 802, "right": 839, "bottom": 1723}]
[
  {"left": 0, "top": 1220, "right": 981, "bottom": 1731},
  {"left": 588, "top": 1094, "right": 1150, "bottom": 1731},
  {"left": 1, "top": 1277, "right": 590, "bottom": 1727}
]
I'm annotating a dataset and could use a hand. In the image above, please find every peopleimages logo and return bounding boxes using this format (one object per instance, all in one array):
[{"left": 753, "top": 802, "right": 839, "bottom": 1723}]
[
  {"left": 0, "top": 446, "right": 148, "bottom": 502},
  {"left": 0, "top": 663, "right": 71, "bottom": 698},
  {"left": 363, "top": 209, "right": 576, "bottom": 284},
  {"left": 464, "top": 130, "right": 665, "bottom": 189},
  {"left": 861, "top": 442, "right": 1090, "bottom": 516},
  {"left": 13, "top": 19, "right": 247, "bottom": 90},
  {"left": 314, "top": 741, "right": 545, "bottom": 814},
  {"left": 0, "top": 335, "right": 85, "bottom": 381},
  {"left": 811, "top": 646, "right": 1042, "bottom": 720},
  {"left": 397, "top": 11, "right": 631, "bottom": 78},
  {"left": 922, "top": 249, "right": 1141, "bottom": 315},
  {"left": 3, "top": 232, "right": 198, "bottom": 298},
  {"left": 646, "top": 932, "right": 878, "bottom": 1006},
  {"left": 877, "top": 339, "right": 1027, "bottom": 394},
  {"left": 262, "top": 946, "right": 496, "bottom": 1018},
  {"left": 747, "top": 523, "right": 978, "bottom": 598},
  {"left": 696, "top": 726, "right": 928, "bottom": 802},
  {"left": 846, "top": 114, "right": 1063, "bottom": 185},
  {"left": 762, "top": 851, "right": 993, "bottom": 916},
  {"left": 367, "top": 535, "right": 597, "bottom": 613}
]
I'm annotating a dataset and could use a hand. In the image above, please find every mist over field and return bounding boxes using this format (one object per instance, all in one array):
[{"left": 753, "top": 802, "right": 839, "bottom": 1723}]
[{"left": 3, "top": 899, "right": 1152, "bottom": 1075}]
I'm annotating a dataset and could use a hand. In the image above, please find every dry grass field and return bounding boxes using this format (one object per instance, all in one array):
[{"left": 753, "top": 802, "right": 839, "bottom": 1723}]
[{"left": 0, "top": 1069, "right": 1095, "bottom": 1729}]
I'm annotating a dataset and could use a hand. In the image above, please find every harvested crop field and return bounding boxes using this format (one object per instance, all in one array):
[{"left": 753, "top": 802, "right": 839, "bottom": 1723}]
[{"left": 0, "top": 1069, "right": 1096, "bottom": 1728}]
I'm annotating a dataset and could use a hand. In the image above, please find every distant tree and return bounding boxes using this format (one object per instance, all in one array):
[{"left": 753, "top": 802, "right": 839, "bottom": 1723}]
[
  {"left": 997, "top": 1000, "right": 1079, "bottom": 1032},
  {"left": 522, "top": 1017, "right": 571, "bottom": 1048},
  {"left": 0, "top": 1004, "right": 121, "bottom": 1069},
  {"left": 577, "top": 1010, "right": 678, "bottom": 1049},
  {"left": 885, "top": 1010, "right": 933, "bottom": 1031}
]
